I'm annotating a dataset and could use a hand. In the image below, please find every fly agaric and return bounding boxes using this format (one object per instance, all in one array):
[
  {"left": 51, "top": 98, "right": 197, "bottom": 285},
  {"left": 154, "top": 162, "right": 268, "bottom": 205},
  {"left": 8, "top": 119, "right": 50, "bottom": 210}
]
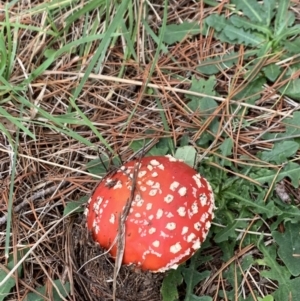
[{"left": 85, "top": 155, "right": 214, "bottom": 272}]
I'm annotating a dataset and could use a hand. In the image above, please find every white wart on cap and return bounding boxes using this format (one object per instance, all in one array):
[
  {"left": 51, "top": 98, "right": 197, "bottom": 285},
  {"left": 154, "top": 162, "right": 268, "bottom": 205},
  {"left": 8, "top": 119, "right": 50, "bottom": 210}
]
[{"left": 86, "top": 155, "right": 214, "bottom": 272}]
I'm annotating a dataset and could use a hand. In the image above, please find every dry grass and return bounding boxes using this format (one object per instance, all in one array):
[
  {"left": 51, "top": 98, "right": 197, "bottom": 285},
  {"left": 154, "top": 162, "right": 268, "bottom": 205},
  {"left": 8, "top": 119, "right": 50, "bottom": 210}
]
[{"left": 1, "top": 1, "right": 300, "bottom": 300}]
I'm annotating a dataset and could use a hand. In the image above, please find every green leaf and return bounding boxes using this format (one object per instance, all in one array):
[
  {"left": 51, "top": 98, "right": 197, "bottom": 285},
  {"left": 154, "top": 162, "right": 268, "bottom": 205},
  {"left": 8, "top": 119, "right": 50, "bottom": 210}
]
[
  {"left": 232, "top": 0, "right": 266, "bottom": 23},
  {"left": 263, "top": 0, "right": 276, "bottom": 27},
  {"left": 250, "top": 161, "right": 300, "bottom": 188},
  {"left": 272, "top": 222, "right": 300, "bottom": 277},
  {"left": 219, "top": 138, "right": 233, "bottom": 167},
  {"left": 273, "top": 277, "right": 300, "bottom": 301},
  {"left": 285, "top": 112, "right": 300, "bottom": 136},
  {"left": 260, "top": 141, "right": 299, "bottom": 164},
  {"left": 257, "top": 242, "right": 291, "bottom": 285},
  {"left": 223, "top": 24, "right": 266, "bottom": 46},
  {"left": 161, "top": 22, "right": 204, "bottom": 45},
  {"left": 0, "top": 253, "right": 23, "bottom": 301},
  {"left": 129, "top": 139, "right": 169, "bottom": 157},
  {"left": 186, "top": 76, "right": 217, "bottom": 116},
  {"left": 263, "top": 63, "right": 281, "bottom": 81},
  {"left": 258, "top": 296, "right": 274, "bottom": 301},
  {"left": 25, "top": 279, "right": 70, "bottom": 301},
  {"left": 280, "top": 78, "right": 300, "bottom": 101},
  {"left": 274, "top": 0, "right": 292, "bottom": 37},
  {"left": 230, "top": 15, "right": 270, "bottom": 35},
  {"left": 63, "top": 196, "right": 88, "bottom": 216},
  {"left": 175, "top": 146, "right": 196, "bottom": 168},
  {"left": 233, "top": 76, "right": 266, "bottom": 104},
  {"left": 161, "top": 268, "right": 183, "bottom": 301},
  {"left": 197, "top": 51, "right": 239, "bottom": 75}
]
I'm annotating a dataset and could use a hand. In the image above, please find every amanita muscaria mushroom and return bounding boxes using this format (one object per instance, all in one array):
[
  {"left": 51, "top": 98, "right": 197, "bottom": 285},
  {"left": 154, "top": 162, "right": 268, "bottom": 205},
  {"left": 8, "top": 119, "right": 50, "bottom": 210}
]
[{"left": 85, "top": 155, "right": 214, "bottom": 272}]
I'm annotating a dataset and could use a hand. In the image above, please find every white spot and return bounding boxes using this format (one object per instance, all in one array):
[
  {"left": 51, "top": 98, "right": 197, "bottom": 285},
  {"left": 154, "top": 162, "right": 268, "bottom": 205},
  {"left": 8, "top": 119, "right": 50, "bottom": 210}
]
[
  {"left": 152, "top": 182, "right": 160, "bottom": 189},
  {"left": 87, "top": 197, "right": 92, "bottom": 204},
  {"left": 178, "top": 187, "right": 187, "bottom": 196},
  {"left": 149, "top": 189, "right": 157, "bottom": 196},
  {"left": 165, "top": 154, "right": 177, "bottom": 162},
  {"left": 146, "top": 180, "right": 154, "bottom": 186},
  {"left": 113, "top": 180, "right": 122, "bottom": 189},
  {"left": 120, "top": 165, "right": 126, "bottom": 171},
  {"left": 156, "top": 209, "right": 163, "bottom": 219},
  {"left": 166, "top": 212, "right": 174, "bottom": 218},
  {"left": 164, "top": 194, "right": 174, "bottom": 203},
  {"left": 187, "top": 233, "right": 196, "bottom": 242},
  {"left": 152, "top": 240, "right": 160, "bottom": 247},
  {"left": 149, "top": 227, "right": 156, "bottom": 234},
  {"left": 192, "top": 174, "right": 202, "bottom": 188},
  {"left": 192, "top": 187, "right": 197, "bottom": 198},
  {"left": 191, "top": 202, "right": 198, "bottom": 214},
  {"left": 177, "top": 207, "right": 186, "bottom": 217},
  {"left": 194, "top": 222, "right": 201, "bottom": 231},
  {"left": 148, "top": 214, "right": 154, "bottom": 220},
  {"left": 146, "top": 203, "right": 152, "bottom": 210},
  {"left": 94, "top": 224, "right": 100, "bottom": 234},
  {"left": 192, "top": 238, "right": 201, "bottom": 250},
  {"left": 135, "top": 213, "right": 141, "bottom": 218},
  {"left": 170, "top": 181, "right": 180, "bottom": 191},
  {"left": 147, "top": 164, "right": 153, "bottom": 171},
  {"left": 152, "top": 172, "right": 158, "bottom": 177},
  {"left": 166, "top": 222, "right": 176, "bottom": 230},
  {"left": 160, "top": 231, "right": 169, "bottom": 238},
  {"left": 205, "top": 221, "right": 211, "bottom": 230},
  {"left": 136, "top": 199, "right": 144, "bottom": 207},
  {"left": 200, "top": 213, "right": 206, "bottom": 223},
  {"left": 150, "top": 159, "right": 160, "bottom": 166},
  {"left": 170, "top": 242, "right": 182, "bottom": 254},
  {"left": 138, "top": 228, "right": 142, "bottom": 233},
  {"left": 158, "top": 164, "right": 164, "bottom": 170},
  {"left": 138, "top": 170, "right": 147, "bottom": 178},
  {"left": 109, "top": 214, "right": 115, "bottom": 224},
  {"left": 130, "top": 208, "right": 134, "bottom": 213},
  {"left": 199, "top": 193, "right": 208, "bottom": 206},
  {"left": 84, "top": 207, "right": 89, "bottom": 216},
  {"left": 181, "top": 226, "right": 189, "bottom": 235},
  {"left": 140, "top": 186, "right": 147, "bottom": 191}
]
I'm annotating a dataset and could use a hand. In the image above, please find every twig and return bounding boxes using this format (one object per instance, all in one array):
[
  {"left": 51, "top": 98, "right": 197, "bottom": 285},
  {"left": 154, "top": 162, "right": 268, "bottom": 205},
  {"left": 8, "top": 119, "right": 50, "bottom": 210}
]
[
  {"left": 112, "top": 157, "right": 142, "bottom": 301},
  {"left": 0, "top": 181, "right": 68, "bottom": 225}
]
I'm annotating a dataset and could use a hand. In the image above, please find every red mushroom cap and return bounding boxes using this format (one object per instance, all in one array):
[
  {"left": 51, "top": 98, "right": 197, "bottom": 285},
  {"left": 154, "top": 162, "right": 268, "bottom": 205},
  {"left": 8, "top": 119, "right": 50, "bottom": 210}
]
[{"left": 85, "top": 155, "right": 214, "bottom": 272}]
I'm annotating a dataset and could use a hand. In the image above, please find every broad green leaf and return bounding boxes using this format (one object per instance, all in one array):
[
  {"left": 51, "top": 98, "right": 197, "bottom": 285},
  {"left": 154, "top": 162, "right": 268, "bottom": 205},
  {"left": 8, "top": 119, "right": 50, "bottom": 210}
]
[
  {"left": 230, "top": 15, "right": 270, "bottom": 35},
  {"left": 257, "top": 242, "right": 291, "bottom": 285},
  {"left": 205, "top": 14, "right": 227, "bottom": 32},
  {"left": 232, "top": 0, "right": 266, "bottom": 23},
  {"left": 273, "top": 277, "right": 300, "bottom": 301},
  {"left": 0, "top": 253, "right": 23, "bottom": 301},
  {"left": 161, "top": 268, "right": 183, "bottom": 301},
  {"left": 272, "top": 222, "right": 300, "bottom": 277},
  {"left": 233, "top": 76, "right": 266, "bottom": 104},
  {"left": 175, "top": 146, "right": 196, "bottom": 168},
  {"left": 25, "top": 279, "right": 70, "bottom": 301},
  {"left": 197, "top": 51, "right": 240, "bottom": 75},
  {"left": 219, "top": 138, "right": 233, "bottom": 167},
  {"left": 285, "top": 112, "right": 300, "bottom": 136},
  {"left": 129, "top": 139, "right": 169, "bottom": 157},
  {"left": 223, "top": 24, "right": 266, "bottom": 46},
  {"left": 274, "top": 0, "right": 291, "bottom": 37},
  {"left": 258, "top": 296, "right": 274, "bottom": 301},
  {"left": 263, "top": 0, "right": 276, "bottom": 27},
  {"left": 186, "top": 76, "right": 217, "bottom": 116},
  {"left": 260, "top": 141, "right": 299, "bottom": 164},
  {"left": 161, "top": 22, "right": 204, "bottom": 45},
  {"left": 251, "top": 161, "right": 300, "bottom": 188},
  {"left": 63, "top": 196, "right": 88, "bottom": 216},
  {"left": 280, "top": 78, "right": 300, "bottom": 101},
  {"left": 263, "top": 64, "right": 281, "bottom": 81}
]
